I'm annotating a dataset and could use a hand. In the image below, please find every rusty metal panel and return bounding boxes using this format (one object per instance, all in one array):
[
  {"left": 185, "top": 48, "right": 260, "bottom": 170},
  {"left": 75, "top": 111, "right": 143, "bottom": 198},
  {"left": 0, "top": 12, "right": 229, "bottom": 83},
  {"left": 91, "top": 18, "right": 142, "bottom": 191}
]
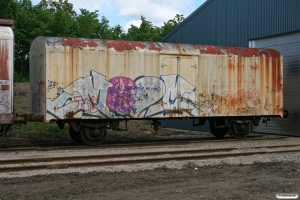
[
  {"left": 0, "top": 26, "right": 13, "bottom": 124},
  {"left": 29, "top": 37, "right": 283, "bottom": 121},
  {"left": 30, "top": 37, "right": 47, "bottom": 117},
  {"left": 0, "top": 19, "right": 14, "bottom": 29}
]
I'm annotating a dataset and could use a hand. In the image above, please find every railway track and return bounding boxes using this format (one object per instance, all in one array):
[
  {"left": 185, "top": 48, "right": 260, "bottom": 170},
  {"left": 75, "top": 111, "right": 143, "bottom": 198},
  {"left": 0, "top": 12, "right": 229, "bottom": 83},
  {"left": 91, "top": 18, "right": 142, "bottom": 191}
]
[
  {"left": 0, "top": 143, "right": 299, "bottom": 173},
  {"left": 0, "top": 135, "right": 288, "bottom": 153}
]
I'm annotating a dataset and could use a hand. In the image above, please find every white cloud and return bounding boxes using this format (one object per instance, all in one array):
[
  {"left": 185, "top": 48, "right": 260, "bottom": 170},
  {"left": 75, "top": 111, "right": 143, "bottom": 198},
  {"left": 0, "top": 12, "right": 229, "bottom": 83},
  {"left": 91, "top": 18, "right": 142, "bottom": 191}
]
[
  {"left": 67, "top": 0, "right": 195, "bottom": 27},
  {"left": 124, "top": 20, "right": 142, "bottom": 32},
  {"left": 114, "top": 0, "right": 194, "bottom": 26},
  {"left": 31, "top": 0, "right": 204, "bottom": 29}
]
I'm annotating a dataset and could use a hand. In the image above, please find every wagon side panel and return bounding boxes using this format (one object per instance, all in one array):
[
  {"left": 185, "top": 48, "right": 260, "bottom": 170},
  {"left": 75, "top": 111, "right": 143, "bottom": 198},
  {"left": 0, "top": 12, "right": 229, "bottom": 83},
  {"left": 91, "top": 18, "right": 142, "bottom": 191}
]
[
  {"left": 196, "top": 47, "right": 283, "bottom": 118},
  {"left": 43, "top": 39, "right": 166, "bottom": 121},
  {"left": 35, "top": 38, "right": 283, "bottom": 121},
  {"left": 0, "top": 26, "right": 13, "bottom": 124}
]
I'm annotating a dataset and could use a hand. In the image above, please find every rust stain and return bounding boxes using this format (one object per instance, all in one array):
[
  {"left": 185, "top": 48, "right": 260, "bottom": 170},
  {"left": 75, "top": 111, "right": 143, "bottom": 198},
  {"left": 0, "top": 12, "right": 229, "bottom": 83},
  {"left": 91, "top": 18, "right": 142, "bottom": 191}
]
[
  {"left": 272, "top": 57, "right": 277, "bottom": 114},
  {"left": 70, "top": 47, "right": 74, "bottom": 84},
  {"left": 271, "top": 56, "right": 282, "bottom": 115},
  {"left": 264, "top": 49, "right": 281, "bottom": 58},
  {"left": 224, "top": 47, "right": 241, "bottom": 56},
  {"left": 0, "top": 42, "right": 10, "bottom": 90},
  {"left": 227, "top": 58, "right": 232, "bottom": 91},
  {"left": 235, "top": 47, "right": 260, "bottom": 57},
  {"left": 194, "top": 45, "right": 225, "bottom": 55},
  {"left": 63, "top": 38, "right": 98, "bottom": 49},
  {"left": 0, "top": 85, "right": 9, "bottom": 90},
  {"left": 174, "top": 44, "right": 183, "bottom": 54},
  {"left": 259, "top": 56, "right": 264, "bottom": 102},
  {"left": 104, "top": 40, "right": 146, "bottom": 51},
  {"left": 0, "top": 19, "right": 14, "bottom": 29},
  {"left": 39, "top": 81, "right": 45, "bottom": 96},
  {"left": 105, "top": 46, "right": 110, "bottom": 78},
  {"left": 65, "top": 111, "right": 76, "bottom": 119},
  {"left": 279, "top": 58, "right": 283, "bottom": 116},
  {"left": 237, "top": 57, "right": 243, "bottom": 98},
  {"left": 195, "top": 45, "right": 280, "bottom": 59},
  {"left": 149, "top": 43, "right": 162, "bottom": 51}
]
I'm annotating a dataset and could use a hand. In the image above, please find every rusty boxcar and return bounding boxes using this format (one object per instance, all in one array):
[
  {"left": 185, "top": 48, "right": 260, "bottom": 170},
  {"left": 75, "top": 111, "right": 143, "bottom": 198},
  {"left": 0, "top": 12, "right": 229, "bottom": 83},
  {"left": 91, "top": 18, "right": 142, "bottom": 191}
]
[
  {"left": 30, "top": 37, "right": 286, "bottom": 145},
  {"left": 0, "top": 19, "right": 14, "bottom": 135}
]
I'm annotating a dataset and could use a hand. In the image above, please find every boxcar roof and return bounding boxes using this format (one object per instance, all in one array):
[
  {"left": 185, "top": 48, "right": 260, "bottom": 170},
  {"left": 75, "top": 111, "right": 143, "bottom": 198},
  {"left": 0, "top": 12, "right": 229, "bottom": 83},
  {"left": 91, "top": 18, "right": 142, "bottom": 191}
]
[
  {"left": 0, "top": 27, "right": 13, "bottom": 40},
  {"left": 35, "top": 36, "right": 281, "bottom": 58}
]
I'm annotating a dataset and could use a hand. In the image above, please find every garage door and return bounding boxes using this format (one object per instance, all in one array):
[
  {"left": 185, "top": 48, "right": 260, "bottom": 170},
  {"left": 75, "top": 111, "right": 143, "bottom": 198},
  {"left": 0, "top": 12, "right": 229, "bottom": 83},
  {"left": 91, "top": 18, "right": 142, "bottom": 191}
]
[{"left": 249, "top": 32, "right": 300, "bottom": 136}]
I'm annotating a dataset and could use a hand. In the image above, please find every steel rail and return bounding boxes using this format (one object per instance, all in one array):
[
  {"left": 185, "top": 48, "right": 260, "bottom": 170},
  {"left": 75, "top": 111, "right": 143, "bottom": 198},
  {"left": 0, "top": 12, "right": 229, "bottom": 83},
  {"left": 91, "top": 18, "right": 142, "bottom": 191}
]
[
  {"left": 0, "top": 144, "right": 300, "bottom": 173},
  {"left": 0, "top": 136, "right": 288, "bottom": 153}
]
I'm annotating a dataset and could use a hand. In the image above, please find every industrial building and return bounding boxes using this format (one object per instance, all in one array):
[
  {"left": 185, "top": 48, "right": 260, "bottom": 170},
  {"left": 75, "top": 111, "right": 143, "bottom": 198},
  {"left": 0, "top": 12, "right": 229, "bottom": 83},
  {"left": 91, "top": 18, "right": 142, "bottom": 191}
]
[{"left": 161, "top": 0, "right": 300, "bottom": 136}]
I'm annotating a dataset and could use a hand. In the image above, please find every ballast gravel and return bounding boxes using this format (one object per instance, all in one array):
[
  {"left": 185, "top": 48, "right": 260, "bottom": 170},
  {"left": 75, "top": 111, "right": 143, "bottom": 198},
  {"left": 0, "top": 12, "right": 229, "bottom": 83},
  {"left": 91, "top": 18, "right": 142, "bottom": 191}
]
[
  {"left": 0, "top": 135, "right": 300, "bottom": 178},
  {"left": 0, "top": 134, "right": 300, "bottom": 200}
]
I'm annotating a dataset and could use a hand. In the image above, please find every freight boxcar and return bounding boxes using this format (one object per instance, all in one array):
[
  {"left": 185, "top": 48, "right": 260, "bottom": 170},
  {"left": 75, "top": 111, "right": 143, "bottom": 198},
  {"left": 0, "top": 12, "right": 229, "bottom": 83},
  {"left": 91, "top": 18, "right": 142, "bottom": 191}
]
[
  {"left": 0, "top": 19, "right": 14, "bottom": 136},
  {"left": 30, "top": 37, "right": 287, "bottom": 145}
]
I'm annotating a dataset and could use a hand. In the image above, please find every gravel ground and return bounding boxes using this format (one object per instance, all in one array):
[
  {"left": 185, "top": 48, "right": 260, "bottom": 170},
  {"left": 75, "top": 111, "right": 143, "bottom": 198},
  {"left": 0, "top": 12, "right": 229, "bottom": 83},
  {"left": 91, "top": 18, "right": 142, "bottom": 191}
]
[
  {"left": 2, "top": 83, "right": 297, "bottom": 199},
  {"left": 0, "top": 161, "right": 299, "bottom": 200},
  {"left": 0, "top": 134, "right": 300, "bottom": 199}
]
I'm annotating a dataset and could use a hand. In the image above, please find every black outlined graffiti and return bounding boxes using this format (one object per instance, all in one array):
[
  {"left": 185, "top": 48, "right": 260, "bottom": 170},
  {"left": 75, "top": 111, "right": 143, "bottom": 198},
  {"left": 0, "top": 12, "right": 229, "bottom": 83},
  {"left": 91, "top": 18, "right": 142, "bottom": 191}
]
[
  {"left": 31, "top": 89, "right": 45, "bottom": 114},
  {"left": 41, "top": 70, "right": 270, "bottom": 119},
  {"left": 47, "top": 80, "right": 58, "bottom": 92},
  {"left": 0, "top": 90, "right": 12, "bottom": 111}
]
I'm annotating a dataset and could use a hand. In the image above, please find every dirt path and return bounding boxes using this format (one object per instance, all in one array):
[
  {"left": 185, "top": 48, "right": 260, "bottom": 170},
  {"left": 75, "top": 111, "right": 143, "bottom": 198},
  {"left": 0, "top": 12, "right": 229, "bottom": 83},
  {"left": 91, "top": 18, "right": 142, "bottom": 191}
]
[{"left": 0, "top": 162, "right": 299, "bottom": 200}]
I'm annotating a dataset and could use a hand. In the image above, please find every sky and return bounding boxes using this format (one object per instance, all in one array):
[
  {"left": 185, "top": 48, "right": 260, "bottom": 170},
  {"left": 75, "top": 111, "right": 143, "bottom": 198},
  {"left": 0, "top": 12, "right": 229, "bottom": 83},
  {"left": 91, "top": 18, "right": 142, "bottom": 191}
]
[{"left": 31, "top": 0, "right": 206, "bottom": 31}]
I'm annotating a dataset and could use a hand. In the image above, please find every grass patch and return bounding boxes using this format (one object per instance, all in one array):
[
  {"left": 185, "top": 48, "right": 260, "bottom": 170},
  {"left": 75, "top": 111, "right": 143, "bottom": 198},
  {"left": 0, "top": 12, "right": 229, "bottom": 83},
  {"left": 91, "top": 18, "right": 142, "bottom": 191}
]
[{"left": 12, "top": 122, "right": 69, "bottom": 136}]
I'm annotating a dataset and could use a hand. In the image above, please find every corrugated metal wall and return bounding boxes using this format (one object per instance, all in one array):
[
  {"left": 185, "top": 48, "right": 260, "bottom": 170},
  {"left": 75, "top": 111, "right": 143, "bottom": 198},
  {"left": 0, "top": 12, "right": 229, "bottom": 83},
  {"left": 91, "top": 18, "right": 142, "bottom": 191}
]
[
  {"left": 161, "top": 0, "right": 300, "bottom": 135},
  {"left": 250, "top": 32, "right": 300, "bottom": 136},
  {"left": 162, "top": 0, "right": 300, "bottom": 47}
]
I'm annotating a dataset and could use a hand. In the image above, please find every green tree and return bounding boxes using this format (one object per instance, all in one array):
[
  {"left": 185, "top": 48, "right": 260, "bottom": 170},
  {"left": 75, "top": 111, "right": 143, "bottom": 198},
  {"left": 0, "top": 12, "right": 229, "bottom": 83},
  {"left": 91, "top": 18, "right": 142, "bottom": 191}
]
[
  {"left": 0, "top": 0, "right": 21, "bottom": 20},
  {"left": 51, "top": 9, "right": 76, "bottom": 37},
  {"left": 125, "top": 16, "right": 161, "bottom": 42},
  {"left": 161, "top": 14, "right": 185, "bottom": 38},
  {"left": 39, "top": 0, "right": 76, "bottom": 16},
  {"left": 39, "top": 0, "right": 76, "bottom": 37},
  {"left": 13, "top": 0, "right": 36, "bottom": 78},
  {"left": 1, "top": 0, "right": 185, "bottom": 81},
  {"left": 109, "top": 24, "right": 125, "bottom": 40},
  {"left": 96, "top": 17, "right": 125, "bottom": 39},
  {"left": 14, "top": 0, "right": 56, "bottom": 80},
  {"left": 76, "top": 9, "right": 100, "bottom": 38}
]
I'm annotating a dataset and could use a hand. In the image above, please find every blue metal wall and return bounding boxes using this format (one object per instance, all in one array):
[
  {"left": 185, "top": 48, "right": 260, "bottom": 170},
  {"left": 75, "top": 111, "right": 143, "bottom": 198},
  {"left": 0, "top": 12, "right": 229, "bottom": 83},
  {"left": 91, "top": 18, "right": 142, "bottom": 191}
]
[
  {"left": 162, "top": 0, "right": 300, "bottom": 47},
  {"left": 161, "top": 0, "right": 300, "bottom": 134}
]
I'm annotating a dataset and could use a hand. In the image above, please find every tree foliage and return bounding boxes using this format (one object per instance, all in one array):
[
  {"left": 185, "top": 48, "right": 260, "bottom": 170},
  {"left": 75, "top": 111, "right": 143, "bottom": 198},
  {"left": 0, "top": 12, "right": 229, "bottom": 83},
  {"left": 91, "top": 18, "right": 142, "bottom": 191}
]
[
  {"left": 0, "top": 0, "right": 185, "bottom": 82},
  {"left": 0, "top": 0, "right": 20, "bottom": 19},
  {"left": 161, "top": 14, "right": 185, "bottom": 38}
]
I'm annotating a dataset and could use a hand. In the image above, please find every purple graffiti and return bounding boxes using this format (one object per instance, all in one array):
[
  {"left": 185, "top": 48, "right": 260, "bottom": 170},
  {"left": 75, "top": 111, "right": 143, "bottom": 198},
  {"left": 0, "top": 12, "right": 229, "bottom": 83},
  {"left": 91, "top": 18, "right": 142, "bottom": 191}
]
[{"left": 106, "top": 77, "right": 137, "bottom": 115}]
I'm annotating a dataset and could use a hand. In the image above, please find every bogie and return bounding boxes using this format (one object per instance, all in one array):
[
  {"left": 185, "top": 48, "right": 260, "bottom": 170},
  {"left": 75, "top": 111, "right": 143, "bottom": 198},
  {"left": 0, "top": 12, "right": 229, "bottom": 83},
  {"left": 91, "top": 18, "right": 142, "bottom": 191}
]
[{"left": 209, "top": 119, "right": 228, "bottom": 138}]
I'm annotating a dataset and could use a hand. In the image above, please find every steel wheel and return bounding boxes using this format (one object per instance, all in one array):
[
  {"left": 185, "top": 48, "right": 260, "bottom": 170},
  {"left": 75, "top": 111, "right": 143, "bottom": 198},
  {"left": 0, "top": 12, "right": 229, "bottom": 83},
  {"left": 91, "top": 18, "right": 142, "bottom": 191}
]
[
  {"left": 80, "top": 127, "right": 107, "bottom": 146},
  {"left": 69, "top": 126, "right": 84, "bottom": 143},
  {"left": 209, "top": 123, "right": 228, "bottom": 138},
  {"left": 229, "top": 122, "right": 249, "bottom": 139}
]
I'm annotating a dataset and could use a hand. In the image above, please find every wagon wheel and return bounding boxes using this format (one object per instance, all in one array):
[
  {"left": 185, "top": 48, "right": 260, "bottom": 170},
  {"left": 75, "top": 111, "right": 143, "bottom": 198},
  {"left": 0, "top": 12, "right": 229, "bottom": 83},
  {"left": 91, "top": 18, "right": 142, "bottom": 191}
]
[
  {"left": 0, "top": 124, "right": 11, "bottom": 136},
  {"left": 69, "top": 126, "right": 84, "bottom": 144},
  {"left": 209, "top": 123, "right": 228, "bottom": 138},
  {"left": 80, "top": 127, "right": 107, "bottom": 146},
  {"left": 229, "top": 122, "right": 249, "bottom": 139}
]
